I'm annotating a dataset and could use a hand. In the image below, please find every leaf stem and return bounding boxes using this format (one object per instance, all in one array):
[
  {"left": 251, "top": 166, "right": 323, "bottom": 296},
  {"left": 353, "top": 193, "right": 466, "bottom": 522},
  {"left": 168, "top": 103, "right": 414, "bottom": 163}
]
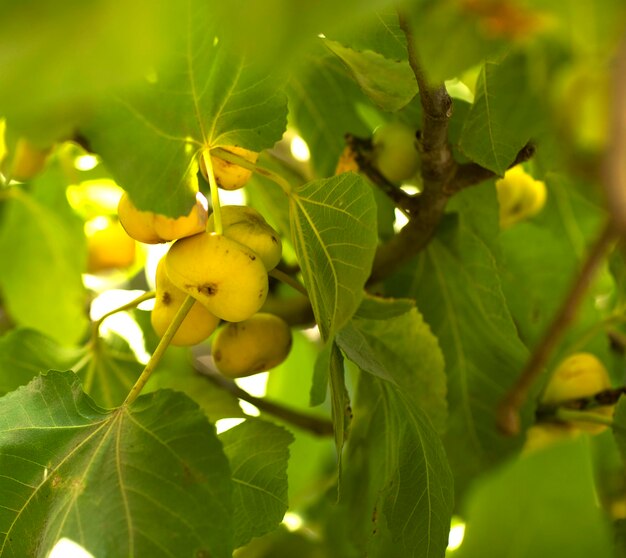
[
  {"left": 268, "top": 268, "right": 309, "bottom": 298},
  {"left": 554, "top": 407, "right": 614, "bottom": 428},
  {"left": 202, "top": 151, "right": 222, "bottom": 235},
  {"left": 212, "top": 146, "right": 292, "bottom": 195},
  {"left": 123, "top": 295, "right": 195, "bottom": 406},
  {"left": 92, "top": 291, "right": 155, "bottom": 333}
]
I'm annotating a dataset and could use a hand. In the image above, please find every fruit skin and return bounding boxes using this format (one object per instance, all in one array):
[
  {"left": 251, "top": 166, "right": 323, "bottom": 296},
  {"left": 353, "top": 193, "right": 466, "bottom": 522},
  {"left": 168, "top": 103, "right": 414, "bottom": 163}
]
[
  {"left": 542, "top": 352, "right": 613, "bottom": 433},
  {"left": 205, "top": 146, "right": 258, "bottom": 190},
  {"left": 208, "top": 205, "right": 282, "bottom": 271},
  {"left": 212, "top": 313, "right": 292, "bottom": 378},
  {"left": 165, "top": 232, "right": 268, "bottom": 322},
  {"left": 117, "top": 192, "right": 207, "bottom": 244},
  {"left": 151, "top": 258, "right": 220, "bottom": 346},
  {"left": 7, "top": 138, "right": 52, "bottom": 181},
  {"left": 495, "top": 165, "right": 546, "bottom": 229},
  {"left": 86, "top": 219, "right": 136, "bottom": 273},
  {"left": 371, "top": 122, "right": 420, "bottom": 183}
]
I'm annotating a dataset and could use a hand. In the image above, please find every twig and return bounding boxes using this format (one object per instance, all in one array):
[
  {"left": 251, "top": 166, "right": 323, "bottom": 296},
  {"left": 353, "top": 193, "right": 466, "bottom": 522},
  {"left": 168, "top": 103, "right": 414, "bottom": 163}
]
[
  {"left": 536, "top": 385, "right": 626, "bottom": 421},
  {"left": 344, "top": 133, "right": 416, "bottom": 216},
  {"left": 398, "top": 10, "right": 454, "bottom": 186},
  {"left": 195, "top": 362, "right": 333, "bottom": 437},
  {"left": 604, "top": 33, "right": 626, "bottom": 232},
  {"left": 554, "top": 408, "right": 614, "bottom": 428},
  {"left": 497, "top": 220, "right": 619, "bottom": 435},
  {"left": 447, "top": 143, "right": 536, "bottom": 194},
  {"left": 268, "top": 268, "right": 309, "bottom": 298}
]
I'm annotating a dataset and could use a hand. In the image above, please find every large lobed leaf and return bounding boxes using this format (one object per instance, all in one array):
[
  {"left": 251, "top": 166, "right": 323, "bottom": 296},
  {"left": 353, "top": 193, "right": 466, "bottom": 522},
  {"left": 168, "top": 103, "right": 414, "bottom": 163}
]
[
  {"left": 0, "top": 371, "right": 233, "bottom": 558},
  {"left": 220, "top": 419, "right": 294, "bottom": 548},
  {"left": 460, "top": 53, "right": 538, "bottom": 175},
  {"left": 337, "top": 296, "right": 447, "bottom": 431},
  {"left": 84, "top": 0, "right": 288, "bottom": 217},
  {"left": 388, "top": 188, "right": 529, "bottom": 495},
  {"left": 289, "top": 173, "right": 378, "bottom": 342},
  {"left": 323, "top": 39, "right": 417, "bottom": 112},
  {"left": 339, "top": 373, "right": 454, "bottom": 558}
]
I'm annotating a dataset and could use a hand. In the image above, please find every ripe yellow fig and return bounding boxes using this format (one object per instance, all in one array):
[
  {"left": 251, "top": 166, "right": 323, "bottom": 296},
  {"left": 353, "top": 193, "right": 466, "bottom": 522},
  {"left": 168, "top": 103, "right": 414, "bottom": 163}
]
[
  {"left": 151, "top": 258, "right": 220, "bottom": 346},
  {"left": 334, "top": 145, "right": 359, "bottom": 175},
  {"left": 86, "top": 218, "right": 136, "bottom": 273},
  {"left": 212, "top": 313, "right": 292, "bottom": 378},
  {"left": 204, "top": 146, "right": 258, "bottom": 190},
  {"left": 165, "top": 232, "right": 268, "bottom": 322},
  {"left": 7, "top": 138, "right": 52, "bottom": 181},
  {"left": 117, "top": 192, "right": 207, "bottom": 244},
  {"left": 371, "top": 122, "right": 420, "bottom": 183},
  {"left": 541, "top": 352, "right": 613, "bottom": 434},
  {"left": 495, "top": 165, "right": 546, "bottom": 229},
  {"left": 208, "top": 205, "right": 282, "bottom": 271}
]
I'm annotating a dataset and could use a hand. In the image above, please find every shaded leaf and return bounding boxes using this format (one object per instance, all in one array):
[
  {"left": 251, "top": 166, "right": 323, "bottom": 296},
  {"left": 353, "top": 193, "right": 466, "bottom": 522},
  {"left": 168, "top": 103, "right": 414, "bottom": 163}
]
[
  {"left": 0, "top": 329, "right": 83, "bottom": 396},
  {"left": 387, "top": 207, "right": 528, "bottom": 495},
  {"left": 324, "top": 40, "right": 417, "bottom": 111},
  {"left": 289, "top": 173, "right": 377, "bottom": 341},
  {"left": 460, "top": 54, "right": 538, "bottom": 175},
  {"left": 329, "top": 342, "right": 351, "bottom": 459},
  {"left": 75, "top": 333, "right": 144, "bottom": 409},
  {"left": 0, "top": 181, "right": 88, "bottom": 345},
  {"left": 0, "top": 371, "right": 233, "bottom": 558},
  {"left": 220, "top": 419, "right": 294, "bottom": 548},
  {"left": 339, "top": 373, "right": 454, "bottom": 558},
  {"left": 287, "top": 51, "right": 374, "bottom": 177},
  {"left": 0, "top": 0, "right": 168, "bottom": 142},
  {"left": 84, "top": 0, "right": 287, "bottom": 217},
  {"left": 457, "top": 439, "right": 613, "bottom": 558},
  {"left": 337, "top": 302, "right": 447, "bottom": 430}
]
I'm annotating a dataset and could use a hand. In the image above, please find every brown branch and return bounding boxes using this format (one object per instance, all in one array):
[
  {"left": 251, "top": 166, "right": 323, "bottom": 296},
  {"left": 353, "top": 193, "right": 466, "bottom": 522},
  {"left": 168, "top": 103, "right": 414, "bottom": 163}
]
[
  {"left": 604, "top": 33, "right": 626, "bottom": 232},
  {"left": 447, "top": 143, "right": 536, "bottom": 194},
  {"left": 497, "top": 220, "right": 619, "bottom": 436},
  {"left": 195, "top": 357, "right": 334, "bottom": 437},
  {"left": 398, "top": 11, "right": 454, "bottom": 187}
]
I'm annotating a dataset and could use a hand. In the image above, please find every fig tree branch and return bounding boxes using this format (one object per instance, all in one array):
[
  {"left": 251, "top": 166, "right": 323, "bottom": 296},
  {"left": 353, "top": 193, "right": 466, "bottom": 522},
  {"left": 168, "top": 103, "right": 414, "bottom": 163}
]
[
  {"left": 195, "top": 362, "right": 334, "bottom": 437},
  {"left": 497, "top": 220, "right": 619, "bottom": 436},
  {"left": 603, "top": 32, "right": 626, "bottom": 232}
]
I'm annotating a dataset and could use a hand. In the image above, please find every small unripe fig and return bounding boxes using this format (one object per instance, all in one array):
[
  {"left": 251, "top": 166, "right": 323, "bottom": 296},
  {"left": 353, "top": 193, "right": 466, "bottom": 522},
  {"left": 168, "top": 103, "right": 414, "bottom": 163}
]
[
  {"left": 212, "top": 313, "right": 292, "bottom": 378},
  {"left": 208, "top": 205, "right": 282, "bottom": 270},
  {"left": 495, "top": 165, "right": 546, "bottom": 229},
  {"left": 541, "top": 352, "right": 613, "bottom": 434},
  {"left": 202, "top": 146, "right": 258, "bottom": 190},
  {"left": 117, "top": 192, "right": 207, "bottom": 244},
  {"left": 371, "top": 122, "right": 420, "bottom": 183},
  {"left": 165, "top": 232, "right": 268, "bottom": 322},
  {"left": 151, "top": 258, "right": 220, "bottom": 346}
]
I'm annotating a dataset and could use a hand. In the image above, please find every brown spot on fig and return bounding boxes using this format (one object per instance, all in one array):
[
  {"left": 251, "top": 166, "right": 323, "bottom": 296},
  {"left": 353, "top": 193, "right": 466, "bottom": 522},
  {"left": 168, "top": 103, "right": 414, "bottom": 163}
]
[
  {"left": 162, "top": 291, "right": 172, "bottom": 305},
  {"left": 213, "top": 350, "right": 222, "bottom": 362},
  {"left": 271, "top": 235, "right": 278, "bottom": 244},
  {"left": 197, "top": 283, "right": 218, "bottom": 296},
  {"left": 248, "top": 254, "right": 256, "bottom": 261}
]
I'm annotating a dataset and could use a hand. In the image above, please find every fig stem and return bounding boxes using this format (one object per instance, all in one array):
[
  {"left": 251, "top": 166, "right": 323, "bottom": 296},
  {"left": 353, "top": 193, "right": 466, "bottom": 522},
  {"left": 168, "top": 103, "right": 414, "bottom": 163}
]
[
  {"left": 269, "top": 268, "right": 309, "bottom": 298},
  {"left": 212, "top": 146, "right": 292, "bottom": 195},
  {"left": 554, "top": 408, "right": 614, "bottom": 428},
  {"left": 203, "top": 151, "right": 223, "bottom": 235},
  {"left": 92, "top": 290, "right": 156, "bottom": 334},
  {"left": 123, "top": 294, "right": 195, "bottom": 406}
]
